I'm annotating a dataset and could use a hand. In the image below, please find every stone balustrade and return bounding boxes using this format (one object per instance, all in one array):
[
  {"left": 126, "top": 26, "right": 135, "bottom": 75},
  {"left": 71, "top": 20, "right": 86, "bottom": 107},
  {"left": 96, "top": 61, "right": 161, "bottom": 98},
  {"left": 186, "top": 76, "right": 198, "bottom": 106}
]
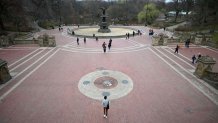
[
  {"left": 194, "top": 35, "right": 203, "bottom": 45},
  {"left": 38, "top": 34, "right": 56, "bottom": 47},
  {"left": 152, "top": 33, "right": 172, "bottom": 46}
]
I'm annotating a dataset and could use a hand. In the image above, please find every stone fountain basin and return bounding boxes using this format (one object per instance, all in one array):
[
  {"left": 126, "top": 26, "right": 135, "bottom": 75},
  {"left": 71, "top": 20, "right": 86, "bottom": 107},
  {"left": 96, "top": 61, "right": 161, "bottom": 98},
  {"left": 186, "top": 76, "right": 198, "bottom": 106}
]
[{"left": 71, "top": 26, "right": 138, "bottom": 38}]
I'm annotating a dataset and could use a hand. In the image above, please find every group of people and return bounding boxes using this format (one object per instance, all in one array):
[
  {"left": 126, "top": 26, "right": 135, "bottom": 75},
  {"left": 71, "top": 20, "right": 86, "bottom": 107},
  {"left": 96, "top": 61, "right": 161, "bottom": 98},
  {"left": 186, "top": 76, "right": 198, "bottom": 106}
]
[
  {"left": 174, "top": 38, "right": 191, "bottom": 54},
  {"left": 76, "top": 37, "right": 86, "bottom": 45},
  {"left": 174, "top": 44, "right": 202, "bottom": 64},
  {"left": 102, "top": 38, "right": 113, "bottom": 53},
  {"left": 58, "top": 25, "right": 64, "bottom": 31},
  {"left": 138, "top": 30, "right": 142, "bottom": 35},
  {"left": 125, "top": 30, "right": 142, "bottom": 39},
  {"left": 192, "top": 53, "right": 202, "bottom": 64},
  {"left": 149, "top": 29, "right": 154, "bottom": 36}
]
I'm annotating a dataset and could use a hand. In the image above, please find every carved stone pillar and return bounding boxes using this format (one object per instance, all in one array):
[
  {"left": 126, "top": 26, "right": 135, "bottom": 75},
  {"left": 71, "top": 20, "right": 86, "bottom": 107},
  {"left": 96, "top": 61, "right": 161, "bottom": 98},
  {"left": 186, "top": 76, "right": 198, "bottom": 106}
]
[
  {"left": 0, "top": 59, "right": 12, "bottom": 84},
  {"left": 38, "top": 36, "right": 44, "bottom": 47},
  {"left": 194, "top": 35, "right": 203, "bottom": 45},
  {"left": 194, "top": 56, "right": 216, "bottom": 79},
  {"left": 203, "top": 34, "right": 212, "bottom": 45},
  {"left": 48, "top": 36, "right": 56, "bottom": 47},
  {"left": 152, "top": 35, "right": 160, "bottom": 46},
  {"left": 163, "top": 35, "right": 169, "bottom": 46}
]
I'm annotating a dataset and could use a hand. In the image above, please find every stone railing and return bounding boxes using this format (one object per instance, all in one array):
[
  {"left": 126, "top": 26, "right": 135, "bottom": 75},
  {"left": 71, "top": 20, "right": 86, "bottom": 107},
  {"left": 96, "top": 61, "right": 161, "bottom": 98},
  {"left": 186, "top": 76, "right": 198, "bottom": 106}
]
[
  {"left": 1, "top": 33, "right": 55, "bottom": 47},
  {"left": 164, "top": 31, "right": 218, "bottom": 48},
  {"left": 167, "top": 37, "right": 180, "bottom": 43},
  {"left": 14, "top": 39, "right": 37, "bottom": 44},
  {"left": 38, "top": 34, "right": 56, "bottom": 47},
  {"left": 151, "top": 33, "right": 181, "bottom": 46}
]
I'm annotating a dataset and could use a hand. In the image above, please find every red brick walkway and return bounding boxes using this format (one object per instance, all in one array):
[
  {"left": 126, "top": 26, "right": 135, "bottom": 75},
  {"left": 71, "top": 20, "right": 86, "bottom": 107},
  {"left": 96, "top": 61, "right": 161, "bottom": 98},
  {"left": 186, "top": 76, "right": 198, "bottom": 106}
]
[{"left": 0, "top": 26, "right": 217, "bottom": 123}]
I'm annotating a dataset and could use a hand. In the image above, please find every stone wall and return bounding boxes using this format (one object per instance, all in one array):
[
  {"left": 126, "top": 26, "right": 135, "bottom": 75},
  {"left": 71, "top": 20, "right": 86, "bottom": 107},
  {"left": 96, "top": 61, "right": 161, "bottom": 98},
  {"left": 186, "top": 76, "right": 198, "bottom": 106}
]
[
  {"left": 1, "top": 34, "right": 56, "bottom": 47},
  {"left": 203, "top": 71, "right": 218, "bottom": 89}
]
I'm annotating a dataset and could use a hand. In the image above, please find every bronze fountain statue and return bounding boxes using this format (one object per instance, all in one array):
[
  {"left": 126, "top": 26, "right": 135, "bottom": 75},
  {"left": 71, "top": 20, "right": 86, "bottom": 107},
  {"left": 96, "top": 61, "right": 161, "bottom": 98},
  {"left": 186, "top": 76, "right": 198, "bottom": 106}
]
[{"left": 98, "top": 7, "right": 111, "bottom": 33}]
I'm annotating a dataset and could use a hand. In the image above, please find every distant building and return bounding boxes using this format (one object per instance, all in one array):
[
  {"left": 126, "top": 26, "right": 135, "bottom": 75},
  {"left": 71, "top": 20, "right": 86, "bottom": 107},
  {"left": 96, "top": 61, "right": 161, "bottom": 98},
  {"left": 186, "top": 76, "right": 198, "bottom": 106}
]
[{"left": 167, "top": 11, "right": 192, "bottom": 17}]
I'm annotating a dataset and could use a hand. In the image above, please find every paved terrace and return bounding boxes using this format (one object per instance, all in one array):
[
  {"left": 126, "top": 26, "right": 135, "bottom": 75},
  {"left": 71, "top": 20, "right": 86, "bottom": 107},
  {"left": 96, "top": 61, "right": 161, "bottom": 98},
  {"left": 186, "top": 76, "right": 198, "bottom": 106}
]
[{"left": 0, "top": 26, "right": 218, "bottom": 123}]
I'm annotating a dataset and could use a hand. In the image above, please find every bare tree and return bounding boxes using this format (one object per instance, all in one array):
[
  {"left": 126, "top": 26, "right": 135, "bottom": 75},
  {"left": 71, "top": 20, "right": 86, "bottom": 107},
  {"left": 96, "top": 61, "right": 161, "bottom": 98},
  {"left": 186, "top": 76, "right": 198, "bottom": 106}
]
[{"left": 173, "top": 0, "right": 181, "bottom": 22}]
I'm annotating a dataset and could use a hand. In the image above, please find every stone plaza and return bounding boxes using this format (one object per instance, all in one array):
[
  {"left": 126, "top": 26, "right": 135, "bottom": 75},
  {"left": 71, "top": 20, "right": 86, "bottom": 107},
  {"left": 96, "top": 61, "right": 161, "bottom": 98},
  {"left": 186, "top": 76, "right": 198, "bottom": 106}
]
[{"left": 0, "top": 26, "right": 218, "bottom": 123}]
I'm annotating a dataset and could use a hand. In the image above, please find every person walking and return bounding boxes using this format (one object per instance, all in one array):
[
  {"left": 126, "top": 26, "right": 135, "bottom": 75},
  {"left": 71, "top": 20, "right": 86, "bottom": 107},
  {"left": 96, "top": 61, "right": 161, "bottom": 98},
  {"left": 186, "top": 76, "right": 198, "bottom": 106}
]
[
  {"left": 187, "top": 39, "right": 190, "bottom": 48},
  {"left": 77, "top": 37, "right": 79, "bottom": 45},
  {"left": 185, "top": 40, "right": 188, "bottom": 48},
  {"left": 108, "top": 43, "right": 111, "bottom": 50},
  {"left": 102, "top": 42, "right": 106, "bottom": 53},
  {"left": 109, "top": 38, "right": 112, "bottom": 44},
  {"left": 198, "top": 53, "right": 201, "bottom": 59},
  {"left": 102, "top": 96, "right": 110, "bottom": 118},
  {"left": 192, "top": 55, "right": 196, "bottom": 64},
  {"left": 174, "top": 45, "right": 179, "bottom": 54},
  {"left": 84, "top": 37, "right": 86, "bottom": 44},
  {"left": 96, "top": 37, "right": 98, "bottom": 41},
  {"left": 127, "top": 33, "right": 130, "bottom": 39}
]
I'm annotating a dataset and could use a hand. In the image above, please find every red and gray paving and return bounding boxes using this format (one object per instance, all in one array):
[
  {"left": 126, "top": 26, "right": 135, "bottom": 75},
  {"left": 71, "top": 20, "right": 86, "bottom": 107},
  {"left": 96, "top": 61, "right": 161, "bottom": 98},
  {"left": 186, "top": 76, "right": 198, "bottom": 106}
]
[{"left": 0, "top": 26, "right": 218, "bottom": 123}]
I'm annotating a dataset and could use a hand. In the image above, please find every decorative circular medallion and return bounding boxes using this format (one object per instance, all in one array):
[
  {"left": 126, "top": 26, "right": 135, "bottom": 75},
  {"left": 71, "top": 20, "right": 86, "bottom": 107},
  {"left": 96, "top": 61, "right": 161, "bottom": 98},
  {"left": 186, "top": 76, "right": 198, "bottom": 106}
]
[
  {"left": 94, "top": 76, "right": 118, "bottom": 89},
  {"left": 78, "top": 70, "right": 133, "bottom": 100}
]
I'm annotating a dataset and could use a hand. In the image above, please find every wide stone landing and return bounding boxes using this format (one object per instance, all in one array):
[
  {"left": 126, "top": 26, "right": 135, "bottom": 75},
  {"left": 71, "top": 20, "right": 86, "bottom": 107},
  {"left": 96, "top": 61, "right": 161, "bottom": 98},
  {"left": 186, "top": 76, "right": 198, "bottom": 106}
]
[{"left": 78, "top": 70, "right": 133, "bottom": 100}]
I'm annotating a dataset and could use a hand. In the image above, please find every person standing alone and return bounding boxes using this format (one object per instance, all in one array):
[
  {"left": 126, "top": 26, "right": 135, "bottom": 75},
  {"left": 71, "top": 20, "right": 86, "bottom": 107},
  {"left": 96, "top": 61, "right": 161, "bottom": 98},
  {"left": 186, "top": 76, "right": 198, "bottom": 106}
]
[
  {"left": 102, "top": 42, "right": 107, "bottom": 53},
  {"left": 77, "top": 37, "right": 79, "bottom": 45},
  {"left": 102, "top": 96, "right": 110, "bottom": 118},
  {"left": 84, "top": 37, "right": 86, "bottom": 44},
  {"left": 108, "top": 43, "right": 111, "bottom": 50}
]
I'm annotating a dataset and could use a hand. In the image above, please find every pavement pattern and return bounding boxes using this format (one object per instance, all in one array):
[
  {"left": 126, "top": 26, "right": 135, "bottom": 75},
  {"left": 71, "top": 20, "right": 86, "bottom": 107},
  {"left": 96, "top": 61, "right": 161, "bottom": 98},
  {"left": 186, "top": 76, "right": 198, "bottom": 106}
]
[{"left": 0, "top": 26, "right": 218, "bottom": 123}]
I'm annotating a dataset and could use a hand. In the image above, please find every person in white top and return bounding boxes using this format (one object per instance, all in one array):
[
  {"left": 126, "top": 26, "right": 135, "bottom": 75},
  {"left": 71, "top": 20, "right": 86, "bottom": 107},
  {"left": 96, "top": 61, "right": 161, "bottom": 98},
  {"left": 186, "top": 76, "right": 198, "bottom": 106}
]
[{"left": 102, "top": 96, "right": 110, "bottom": 118}]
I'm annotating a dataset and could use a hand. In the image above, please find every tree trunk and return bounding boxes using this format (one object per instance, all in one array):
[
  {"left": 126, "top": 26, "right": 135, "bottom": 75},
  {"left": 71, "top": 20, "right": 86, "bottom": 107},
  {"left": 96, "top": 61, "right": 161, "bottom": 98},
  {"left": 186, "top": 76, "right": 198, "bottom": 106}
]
[
  {"left": 174, "top": 0, "right": 179, "bottom": 22},
  {"left": 201, "top": 0, "right": 208, "bottom": 25},
  {"left": 0, "top": 16, "right": 5, "bottom": 30},
  {"left": 174, "top": 11, "right": 179, "bottom": 22},
  {"left": 185, "top": 0, "right": 189, "bottom": 20}
]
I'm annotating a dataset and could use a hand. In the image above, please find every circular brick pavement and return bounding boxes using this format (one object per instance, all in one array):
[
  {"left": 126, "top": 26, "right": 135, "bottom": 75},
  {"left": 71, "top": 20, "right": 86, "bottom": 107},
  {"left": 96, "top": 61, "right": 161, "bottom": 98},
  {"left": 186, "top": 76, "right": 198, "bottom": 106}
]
[{"left": 78, "top": 70, "right": 133, "bottom": 100}]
